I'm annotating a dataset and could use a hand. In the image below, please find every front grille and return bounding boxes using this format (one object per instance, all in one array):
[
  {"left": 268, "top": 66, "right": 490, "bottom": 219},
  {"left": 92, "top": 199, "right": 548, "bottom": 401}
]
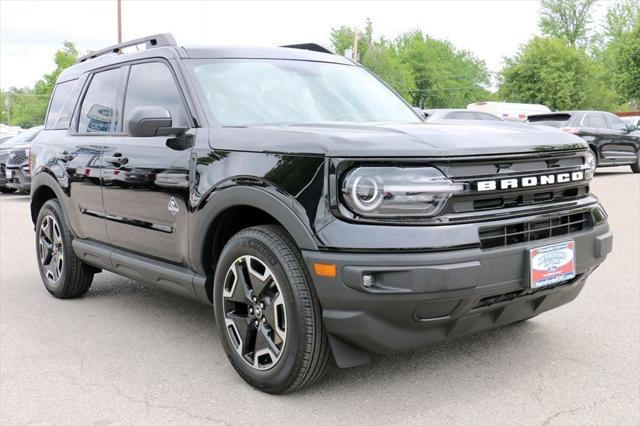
[
  {"left": 479, "top": 212, "right": 589, "bottom": 249},
  {"left": 7, "top": 150, "right": 27, "bottom": 166},
  {"left": 439, "top": 152, "right": 590, "bottom": 215}
]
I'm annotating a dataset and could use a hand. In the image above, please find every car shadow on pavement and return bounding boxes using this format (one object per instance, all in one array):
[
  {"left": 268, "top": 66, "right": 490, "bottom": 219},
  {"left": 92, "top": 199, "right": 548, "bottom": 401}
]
[{"left": 81, "top": 272, "right": 550, "bottom": 399}]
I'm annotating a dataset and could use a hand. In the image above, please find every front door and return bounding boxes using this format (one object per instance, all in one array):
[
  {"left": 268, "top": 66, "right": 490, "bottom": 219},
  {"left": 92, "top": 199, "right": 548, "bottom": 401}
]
[{"left": 101, "top": 61, "right": 194, "bottom": 264}]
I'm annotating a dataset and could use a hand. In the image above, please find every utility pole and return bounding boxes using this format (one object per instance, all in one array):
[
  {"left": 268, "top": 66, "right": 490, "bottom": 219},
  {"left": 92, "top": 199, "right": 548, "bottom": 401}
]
[
  {"left": 117, "top": 0, "right": 122, "bottom": 43},
  {"left": 352, "top": 29, "right": 359, "bottom": 62}
]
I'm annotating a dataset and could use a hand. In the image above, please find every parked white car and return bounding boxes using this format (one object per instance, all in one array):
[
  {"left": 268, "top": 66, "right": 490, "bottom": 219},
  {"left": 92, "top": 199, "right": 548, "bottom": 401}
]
[{"left": 467, "top": 102, "right": 551, "bottom": 122}]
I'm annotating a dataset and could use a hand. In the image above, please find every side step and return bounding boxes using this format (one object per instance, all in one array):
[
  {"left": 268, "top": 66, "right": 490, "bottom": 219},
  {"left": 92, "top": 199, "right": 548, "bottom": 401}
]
[{"left": 72, "top": 239, "right": 209, "bottom": 303}]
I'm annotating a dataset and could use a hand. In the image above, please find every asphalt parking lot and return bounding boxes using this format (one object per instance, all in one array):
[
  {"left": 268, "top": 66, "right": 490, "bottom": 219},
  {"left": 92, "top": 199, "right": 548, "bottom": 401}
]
[{"left": 1, "top": 167, "right": 638, "bottom": 425}]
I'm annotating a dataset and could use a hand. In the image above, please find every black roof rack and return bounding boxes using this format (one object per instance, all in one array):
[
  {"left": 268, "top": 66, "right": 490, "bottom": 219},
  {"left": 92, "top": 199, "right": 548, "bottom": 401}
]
[
  {"left": 77, "top": 33, "right": 177, "bottom": 63},
  {"left": 280, "top": 43, "right": 334, "bottom": 55}
]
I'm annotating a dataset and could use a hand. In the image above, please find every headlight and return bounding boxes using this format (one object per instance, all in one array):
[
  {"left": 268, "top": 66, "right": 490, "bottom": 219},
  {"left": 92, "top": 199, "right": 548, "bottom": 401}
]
[
  {"left": 584, "top": 150, "right": 596, "bottom": 178},
  {"left": 341, "top": 167, "right": 466, "bottom": 218}
]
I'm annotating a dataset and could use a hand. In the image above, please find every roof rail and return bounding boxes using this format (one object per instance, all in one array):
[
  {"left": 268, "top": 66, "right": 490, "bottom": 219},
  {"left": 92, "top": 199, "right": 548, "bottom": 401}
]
[
  {"left": 77, "top": 33, "right": 177, "bottom": 63},
  {"left": 280, "top": 43, "right": 334, "bottom": 55}
]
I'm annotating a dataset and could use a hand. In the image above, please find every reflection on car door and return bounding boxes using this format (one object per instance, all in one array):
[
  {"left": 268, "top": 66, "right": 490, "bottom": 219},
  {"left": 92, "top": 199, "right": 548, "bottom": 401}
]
[
  {"left": 602, "top": 113, "right": 639, "bottom": 165},
  {"left": 101, "top": 61, "right": 193, "bottom": 264}
]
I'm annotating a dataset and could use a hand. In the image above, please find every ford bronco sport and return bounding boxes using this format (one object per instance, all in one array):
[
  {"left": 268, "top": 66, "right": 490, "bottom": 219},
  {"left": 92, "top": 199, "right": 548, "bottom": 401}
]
[{"left": 30, "top": 34, "right": 613, "bottom": 394}]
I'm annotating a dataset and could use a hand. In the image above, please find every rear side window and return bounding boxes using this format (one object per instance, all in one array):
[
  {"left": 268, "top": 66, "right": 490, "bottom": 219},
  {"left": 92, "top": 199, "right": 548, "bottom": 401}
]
[
  {"left": 45, "top": 80, "right": 81, "bottom": 130},
  {"left": 604, "top": 114, "right": 628, "bottom": 131},
  {"left": 527, "top": 114, "right": 572, "bottom": 128},
  {"left": 583, "top": 114, "right": 607, "bottom": 129},
  {"left": 123, "top": 62, "right": 188, "bottom": 133},
  {"left": 475, "top": 112, "right": 501, "bottom": 121},
  {"left": 446, "top": 111, "right": 476, "bottom": 120},
  {"left": 78, "top": 68, "right": 122, "bottom": 133}
]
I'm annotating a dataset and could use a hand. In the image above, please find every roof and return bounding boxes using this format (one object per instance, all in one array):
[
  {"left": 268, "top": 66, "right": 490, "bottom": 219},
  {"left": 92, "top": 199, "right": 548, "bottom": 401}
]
[{"left": 58, "top": 34, "right": 351, "bottom": 83}]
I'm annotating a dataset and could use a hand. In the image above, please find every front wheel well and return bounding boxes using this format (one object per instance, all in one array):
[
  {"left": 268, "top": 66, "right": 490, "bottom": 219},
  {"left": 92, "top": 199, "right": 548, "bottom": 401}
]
[
  {"left": 203, "top": 205, "right": 284, "bottom": 302},
  {"left": 30, "top": 185, "right": 57, "bottom": 224}
]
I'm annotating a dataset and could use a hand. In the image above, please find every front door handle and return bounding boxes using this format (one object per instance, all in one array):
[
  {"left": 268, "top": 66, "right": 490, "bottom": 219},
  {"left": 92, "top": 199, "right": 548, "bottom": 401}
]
[
  {"left": 104, "top": 154, "right": 129, "bottom": 167},
  {"left": 55, "top": 151, "right": 73, "bottom": 162}
]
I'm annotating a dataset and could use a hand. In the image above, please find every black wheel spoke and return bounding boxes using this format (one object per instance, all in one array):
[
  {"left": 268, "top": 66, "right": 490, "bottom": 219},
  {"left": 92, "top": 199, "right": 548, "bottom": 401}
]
[
  {"left": 222, "top": 254, "right": 287, "bottom": 371},
  {"left": 234, "top": 262, "right": 255, "bottom": 301}
]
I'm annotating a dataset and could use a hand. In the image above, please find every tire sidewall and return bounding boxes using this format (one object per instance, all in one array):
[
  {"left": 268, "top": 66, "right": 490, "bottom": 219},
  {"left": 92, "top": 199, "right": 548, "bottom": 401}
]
[
  {"left": 213, "top": 230, "right": 308, "bottom": 392},
  {"left": 35, "top": 200, "right": 73, "bottom": 296}
]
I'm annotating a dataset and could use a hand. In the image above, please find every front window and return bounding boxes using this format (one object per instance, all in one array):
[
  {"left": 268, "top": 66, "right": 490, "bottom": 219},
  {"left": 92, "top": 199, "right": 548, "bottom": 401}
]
[{"left": 189, "top": 59, "right": 420, "bottom": 126}]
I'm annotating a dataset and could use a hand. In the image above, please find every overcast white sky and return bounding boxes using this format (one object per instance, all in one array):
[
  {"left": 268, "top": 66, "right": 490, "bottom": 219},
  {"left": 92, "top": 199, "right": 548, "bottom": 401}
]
[{"left": 0, "top": 0, "right": 614, "bottom": 90}]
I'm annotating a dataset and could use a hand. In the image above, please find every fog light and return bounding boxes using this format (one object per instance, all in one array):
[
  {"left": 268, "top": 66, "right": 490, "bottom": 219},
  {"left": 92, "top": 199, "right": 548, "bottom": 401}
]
[{"left": 362, "top": 274, "right": 374, "bottom": 288}]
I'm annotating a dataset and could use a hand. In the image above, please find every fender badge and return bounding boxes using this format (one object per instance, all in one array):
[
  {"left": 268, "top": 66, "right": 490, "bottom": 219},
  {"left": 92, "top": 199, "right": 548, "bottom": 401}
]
[{"left": 168, "top": 197, "right": 179, "bottom": 216}]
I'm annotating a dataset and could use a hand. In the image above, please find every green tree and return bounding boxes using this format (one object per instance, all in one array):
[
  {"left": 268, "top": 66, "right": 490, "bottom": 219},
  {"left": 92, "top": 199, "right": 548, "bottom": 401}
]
[
  {"left": 5, "top": 41, "right": 78, "bottom": 127},
  {"left": 539, "top": 0, "right": 598, "bottom": 47},
  {"left": 329, "top": 18, "right": 372, "bottom": 60},
  {"left": 603, "top": 0, "right": 640, "bottom": 42},
  {"left": 361, "top": 40, "right": 416, "bottom": 102},
  {"left": 499, "top": 37, "right": 618, "bottom": 110},
  {"left": 613, "top": 17, "right": 640, "bottom": 106},
  {"left": 395, "top": 31, "right": 491, "bottom": 108}
]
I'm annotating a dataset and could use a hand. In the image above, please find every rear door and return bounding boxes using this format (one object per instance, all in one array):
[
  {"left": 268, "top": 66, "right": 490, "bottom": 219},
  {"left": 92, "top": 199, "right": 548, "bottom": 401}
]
[
  {"left": 61, "top": 68, "right": 127, "bottom": 242},
  {"left": 602, "top": 113, "right": 640, "bottom": 164},
  {"left": 101, "top": 60, "right": 194, "bottom": 264},
  {"left": 580, "top": 113, "right": 612, "bottom": 162}
]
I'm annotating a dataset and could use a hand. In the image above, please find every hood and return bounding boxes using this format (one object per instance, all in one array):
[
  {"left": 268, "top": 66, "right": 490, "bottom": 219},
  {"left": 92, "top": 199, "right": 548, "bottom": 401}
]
[{"left": 211, "top": 121, "right": 587, "bottom": 157}]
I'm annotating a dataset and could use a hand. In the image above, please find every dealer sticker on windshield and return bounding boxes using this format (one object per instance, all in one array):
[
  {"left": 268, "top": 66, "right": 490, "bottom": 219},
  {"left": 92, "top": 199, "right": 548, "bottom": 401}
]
[{"left": 530, "top": 241, "right": 575, "bottom": 288}]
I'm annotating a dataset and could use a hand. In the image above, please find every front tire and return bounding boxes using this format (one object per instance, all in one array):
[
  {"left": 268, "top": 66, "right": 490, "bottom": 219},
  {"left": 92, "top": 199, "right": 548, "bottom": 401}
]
[
  {"left": 213, "top": 225, "right": 329, "bottom": 394},
  {"left": 35, "top": 199, "right": 94, "bottom": 298}
]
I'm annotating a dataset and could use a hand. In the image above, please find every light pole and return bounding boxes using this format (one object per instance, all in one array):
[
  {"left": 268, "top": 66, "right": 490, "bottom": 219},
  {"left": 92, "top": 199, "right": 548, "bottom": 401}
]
[{"left": 117, "top": 0, "right": 122, "bottom": 43}]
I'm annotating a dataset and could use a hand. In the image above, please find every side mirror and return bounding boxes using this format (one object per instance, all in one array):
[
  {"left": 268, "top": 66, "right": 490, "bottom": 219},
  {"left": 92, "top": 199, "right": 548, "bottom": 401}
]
[
  {"left": 127, "top": 106, "right": 187, "bottom": 137},
  {"left": 412, "top": 107, "right": 427, "bottom": 120}
]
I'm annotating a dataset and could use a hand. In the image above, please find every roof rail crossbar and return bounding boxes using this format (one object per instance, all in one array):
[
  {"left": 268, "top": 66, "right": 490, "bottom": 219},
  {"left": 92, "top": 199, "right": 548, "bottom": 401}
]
[
  {"left": 280, "top": 43, "right": 334, "bottom": 55},
  {"left": 77, "top": 33, "right": 177, "bottom": 63}
]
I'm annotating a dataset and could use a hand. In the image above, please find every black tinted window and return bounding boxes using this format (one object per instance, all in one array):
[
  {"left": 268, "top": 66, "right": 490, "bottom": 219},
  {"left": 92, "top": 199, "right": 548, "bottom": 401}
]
[
  {"left": 527, "top": 114, "right": 571, "bottom": 128},
  {"left": 79, "top": 68, "right": 122, "bottom": 133},
  {"left": 605, "top": 114, "right": 628, "bottom": 131},
  {"left": 583, "top": 114, "right": 607, "bottom": 129},
  {"left": 45, "top": 80, "right": 81, "bottom": 130},
  {"left": 124, "top": 62, "right": 188, "bottom": 133},
  {"left": 475, "top": 112, "right": 501, "bottom": 121},
  {"left": 446, "top": 111, "right": 476, "bottom": 120}
]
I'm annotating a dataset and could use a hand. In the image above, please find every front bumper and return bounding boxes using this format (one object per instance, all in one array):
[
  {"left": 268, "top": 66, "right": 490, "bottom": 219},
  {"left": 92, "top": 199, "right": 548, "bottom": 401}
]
[
  {"left": 302, "top": 212, "right": 612, "bottom": 363},
  {"left": 5, "top": 166, "right": 31, "bottom": 191}
]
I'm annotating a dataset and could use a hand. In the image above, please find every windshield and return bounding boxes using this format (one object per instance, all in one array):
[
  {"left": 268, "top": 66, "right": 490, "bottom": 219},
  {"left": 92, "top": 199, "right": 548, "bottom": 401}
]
[
  {"left": 1, "top": 126, "right": 42, "bottom": 147},
  {"left": 189, "top": 59, "right": 420, "bottom": 126}
]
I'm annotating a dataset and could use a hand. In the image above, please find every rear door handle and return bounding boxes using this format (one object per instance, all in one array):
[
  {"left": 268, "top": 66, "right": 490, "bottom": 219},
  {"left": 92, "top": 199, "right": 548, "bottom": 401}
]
[{"left": 104, "top": 154, "right": 129, "bottom": 167}]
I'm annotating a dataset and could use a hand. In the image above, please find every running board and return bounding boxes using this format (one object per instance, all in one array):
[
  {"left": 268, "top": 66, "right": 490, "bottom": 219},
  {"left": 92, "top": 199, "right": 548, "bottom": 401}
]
[{"left": 72, "top": 240, "right": 209, "bottom": 303}]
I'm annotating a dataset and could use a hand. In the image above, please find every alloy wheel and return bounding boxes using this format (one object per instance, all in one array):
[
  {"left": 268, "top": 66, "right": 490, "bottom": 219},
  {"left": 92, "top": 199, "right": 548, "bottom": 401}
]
[
  {"left": 38, "top": 214, "right": 64, "bottom": 284},
  {"left": 222, "top": 255, "right": 287, "bottom": 370}
]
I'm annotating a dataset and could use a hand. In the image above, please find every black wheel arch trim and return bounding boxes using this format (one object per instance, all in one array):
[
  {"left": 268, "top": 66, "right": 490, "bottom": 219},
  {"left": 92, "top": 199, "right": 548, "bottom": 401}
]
[
  {"left": 30, "top": 171, "right": 72, "bottom": 228},
  {"left": 189, "top": 185, "right": 320, "bottom": 276}
]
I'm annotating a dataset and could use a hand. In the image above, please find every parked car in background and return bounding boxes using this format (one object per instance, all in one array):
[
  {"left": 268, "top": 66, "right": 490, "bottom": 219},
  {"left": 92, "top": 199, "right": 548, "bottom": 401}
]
[
  {"left": 527, "top": 111, "right": 640, "bottom": 173},
  {"left": 1, "top": 126, "right": 43, "bottom": 193},
  {"left": 423, "top": 108, "right": 503, "bottom": 122},
  {"left": 467, "top": 102, "right": 551, "bottom": 122}
]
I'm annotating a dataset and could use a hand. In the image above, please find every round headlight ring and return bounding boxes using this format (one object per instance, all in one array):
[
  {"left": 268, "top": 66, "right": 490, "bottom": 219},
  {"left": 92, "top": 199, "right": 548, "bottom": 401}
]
[{"left": 351, "top": 175, "right": 384, "bottom": 212}]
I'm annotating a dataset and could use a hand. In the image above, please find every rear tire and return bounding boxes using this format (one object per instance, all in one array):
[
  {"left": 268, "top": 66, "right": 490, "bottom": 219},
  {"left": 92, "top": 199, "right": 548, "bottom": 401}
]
[
  {"left": 0, "top": 187, "right": 16, "bottom": 193},
  {"left": 213, "top": 225, "right": 329, "bottom": 394},
  {"left": 631, "top": 152, "right": 640, "bottom": 173},
  {"left": 35, "top": 199, "right": 94, "bottom": 298}
]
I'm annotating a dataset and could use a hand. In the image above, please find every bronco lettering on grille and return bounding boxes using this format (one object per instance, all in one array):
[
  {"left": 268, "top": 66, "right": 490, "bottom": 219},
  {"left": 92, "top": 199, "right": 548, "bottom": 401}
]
[{"left": 476, "top": 171, "right": 585, "bottom": 192}]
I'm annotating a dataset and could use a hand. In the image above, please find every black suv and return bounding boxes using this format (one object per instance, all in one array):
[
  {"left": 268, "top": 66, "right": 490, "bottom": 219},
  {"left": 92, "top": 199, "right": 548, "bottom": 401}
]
[
  {"left": 527, "top": 111, "right": 640, "bottom": 173},
  {"left": 30, "top": 34, "right": 612, "bottom": 394}
]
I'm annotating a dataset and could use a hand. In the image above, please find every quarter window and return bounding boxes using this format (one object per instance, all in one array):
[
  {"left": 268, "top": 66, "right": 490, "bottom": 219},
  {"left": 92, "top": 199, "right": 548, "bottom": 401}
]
[
  {"left": 123, "top": 62, "right": 188, "bottom": 133},
  {"left": 45, "top": 80, "right": 81, "bottom": 130},
  {"left": 78, "top": 68, "right": 122, "bottom": 133},
  {"left": 605, "top": 114, "right": 628, "bottom": 131},
  {"left": 583, "top": 114, "right": 607, "bottom": 129}
]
